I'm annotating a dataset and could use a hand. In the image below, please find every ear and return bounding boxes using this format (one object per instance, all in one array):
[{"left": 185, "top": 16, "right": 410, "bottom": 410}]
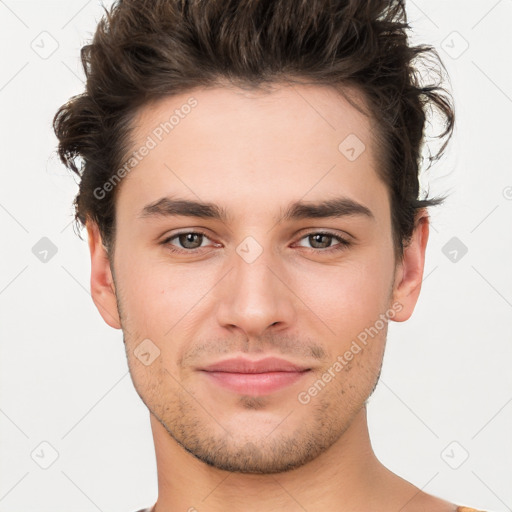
[
  {"left": 390, "top": 209, "right": 430, "bottom": 323},
  {"left": 86, "top": 220, "right": 121, "bottom": 329}
]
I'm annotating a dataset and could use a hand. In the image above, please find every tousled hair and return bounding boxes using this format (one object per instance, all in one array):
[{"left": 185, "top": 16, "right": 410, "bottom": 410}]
[{"left": 53, "top": 0, "right": 455, "bottom": 259}]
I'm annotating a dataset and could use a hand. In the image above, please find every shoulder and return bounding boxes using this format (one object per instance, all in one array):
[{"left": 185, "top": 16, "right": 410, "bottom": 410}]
[
  {"left": 397, "top": 490, "right": 486, "bottom": 512},
  {"left": 132, "top": 505, "right": 487, "bottom": 512}
]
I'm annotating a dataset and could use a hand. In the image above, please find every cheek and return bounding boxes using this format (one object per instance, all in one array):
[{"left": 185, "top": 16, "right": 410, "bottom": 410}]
[
  {"left": 294, "top": 257, "right": 392, "bottom": 337},
  {"left": 115, "top": 260, "right": 215, "bottom": 369},
  {"left": 117, "top": 252, "right": 177, "bottom": 306}
]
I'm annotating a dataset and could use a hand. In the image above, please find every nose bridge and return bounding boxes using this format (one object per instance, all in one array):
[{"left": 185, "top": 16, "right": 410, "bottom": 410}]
[{"left": 216, "top": 235, "right": 295, "bottom": 336}]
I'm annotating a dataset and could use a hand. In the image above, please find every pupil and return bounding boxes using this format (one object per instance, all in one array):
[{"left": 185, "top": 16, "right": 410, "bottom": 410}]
[
  {"left": 181, "top": 233, "right": 201, "bottom": 248},
  {"left": 312, "top": 234, "right": 329, "bottom": 248}
]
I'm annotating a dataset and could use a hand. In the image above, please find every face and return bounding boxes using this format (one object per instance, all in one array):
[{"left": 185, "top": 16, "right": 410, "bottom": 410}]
[{"left": 88, "top": 83, "right": 428, "bottom": 474}]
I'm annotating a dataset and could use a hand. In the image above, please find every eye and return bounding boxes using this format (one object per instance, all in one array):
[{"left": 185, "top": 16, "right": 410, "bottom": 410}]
[
  {"left": 295, "top": 231, "right": 351, "bottom": 253},
  {"left": 161, "top": 230, "right": 351, "bottom": 255},
  {"left": 162, "top": 231, "right": 215, "bottom": 253}
]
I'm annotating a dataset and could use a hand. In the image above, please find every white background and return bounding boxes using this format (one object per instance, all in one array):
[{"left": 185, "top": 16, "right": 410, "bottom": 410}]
[{"left": 0, "top": 1, "right": 511, "bottom": 511}]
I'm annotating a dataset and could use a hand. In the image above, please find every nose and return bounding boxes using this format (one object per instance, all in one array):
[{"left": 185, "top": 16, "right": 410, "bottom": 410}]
[{"left": 215, "top": 244, "right": 297, "bottom": 340}]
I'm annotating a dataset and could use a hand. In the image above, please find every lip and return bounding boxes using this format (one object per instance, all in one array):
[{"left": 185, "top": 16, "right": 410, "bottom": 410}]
[
  {"left": 199, "top": 356, "right": 311, "bottom": 373},
  {"left": 198, "top": 357, "right": 311, "bottom": 396}
]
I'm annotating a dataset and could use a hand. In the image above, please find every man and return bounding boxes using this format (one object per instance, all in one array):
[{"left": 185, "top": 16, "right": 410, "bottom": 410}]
[{"left": 53, "top": 0, "right": 484, "bottom": 510}]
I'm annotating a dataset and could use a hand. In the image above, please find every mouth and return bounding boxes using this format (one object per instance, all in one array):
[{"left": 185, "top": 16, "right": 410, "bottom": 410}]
[{"left": 198, "top": 356, "right": 312, "bottom": 396}]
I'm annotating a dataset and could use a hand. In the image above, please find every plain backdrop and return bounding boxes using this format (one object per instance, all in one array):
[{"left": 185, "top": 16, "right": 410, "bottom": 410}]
[{"left": 0, "top": 1, "right": 511, "bottom": 511}]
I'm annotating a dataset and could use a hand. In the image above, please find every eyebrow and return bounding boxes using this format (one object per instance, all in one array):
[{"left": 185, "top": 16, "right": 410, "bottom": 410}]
[{"left": 138, "top": 196, "right": 375, "bottom": 223}]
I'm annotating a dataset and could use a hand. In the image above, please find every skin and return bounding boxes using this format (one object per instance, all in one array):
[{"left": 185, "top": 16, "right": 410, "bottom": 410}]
[{"left": 86, "top": 83, "right": 456, "bottom": 511}]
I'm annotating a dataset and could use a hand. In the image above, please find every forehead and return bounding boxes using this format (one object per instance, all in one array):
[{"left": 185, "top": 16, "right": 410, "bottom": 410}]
[
  {"left": 118, "top": 83, "right": 389, "bottom": 222},
  {"left": 132, "top": 82, "right": 374, "bottom": 157}
]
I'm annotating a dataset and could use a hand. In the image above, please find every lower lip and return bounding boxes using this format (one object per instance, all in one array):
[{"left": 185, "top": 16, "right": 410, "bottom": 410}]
[{"left": 201, "top": 370, "right": 310, "bottom": 396}]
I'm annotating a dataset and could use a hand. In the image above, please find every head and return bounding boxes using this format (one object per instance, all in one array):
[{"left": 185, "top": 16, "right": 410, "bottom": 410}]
[{"left": 53, "top": 0, "right": 454, "bottom": 474}]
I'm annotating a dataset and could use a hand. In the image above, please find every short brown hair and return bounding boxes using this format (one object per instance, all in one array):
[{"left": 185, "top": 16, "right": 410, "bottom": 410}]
[{"left": 53, "top": 0, "right": 455, "bottom": 259}]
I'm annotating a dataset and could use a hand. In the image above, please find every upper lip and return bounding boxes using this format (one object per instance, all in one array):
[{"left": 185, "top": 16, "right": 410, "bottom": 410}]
[{"left": 199, "top": 357, "right": 311, "bottom": 373}]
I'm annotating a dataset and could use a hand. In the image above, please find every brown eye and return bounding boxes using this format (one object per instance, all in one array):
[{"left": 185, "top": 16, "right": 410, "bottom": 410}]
[
  {"left": 176, "top": 232, "right": 204, "bottom": 249},
  {"left": 308, "top": 233, "right": 333, "bottom": 249},
  {"left": 162, "top": 231, "right": 213, "bottom": 253},
  {"left": 296, "top": 231, "right": 351, "bottom": 253}
]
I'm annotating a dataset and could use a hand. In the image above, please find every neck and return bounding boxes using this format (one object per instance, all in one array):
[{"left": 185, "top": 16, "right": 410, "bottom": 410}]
[{"left": 149, "top": 406, "right": 395, "bottom": 512}]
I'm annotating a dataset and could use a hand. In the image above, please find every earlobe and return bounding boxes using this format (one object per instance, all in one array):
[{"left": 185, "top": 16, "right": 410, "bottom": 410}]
[
  {"left": 86, "top": 221, "right": 122, "bottom": 329},
  {"left": 390, "top": 209, "right": 430, "bottom": 323}
]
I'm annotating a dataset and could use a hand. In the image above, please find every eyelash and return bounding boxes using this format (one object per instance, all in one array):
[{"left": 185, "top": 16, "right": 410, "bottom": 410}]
[{"left": 161, "top": 230, "right": 351, "bottom": 255}]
